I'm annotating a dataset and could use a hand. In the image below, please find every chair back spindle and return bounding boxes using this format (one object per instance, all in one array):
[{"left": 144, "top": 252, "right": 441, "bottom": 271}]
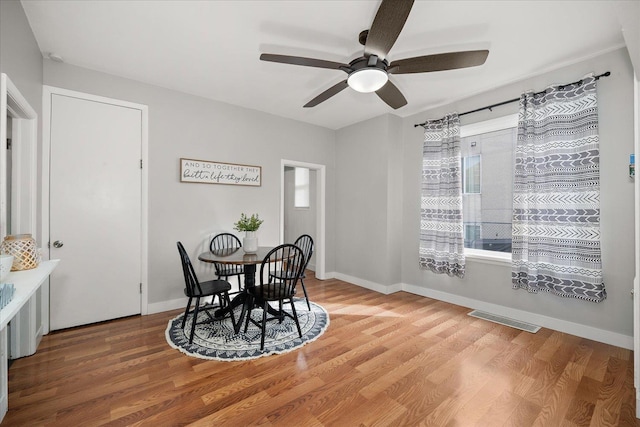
[
  {"left": 209, "top": 233, "right": 244, "bottom": 290},
  {"left": 259, "top": 244, "right": 306, "bottom": 299},
  {"left": 176, "top": 241, "right": 235, "bottom": 343},
  {"left": 244, "top": 243, "right": 305, "bottom": 350},
  {"left": 294, "top": 234, "right": 314, "bottom": 273},
  {"left": 177, "top": 241, "right": 203, "bottom": 296},
  {"left": 293, "top": 234, "right": 314, "bottom": 309}
]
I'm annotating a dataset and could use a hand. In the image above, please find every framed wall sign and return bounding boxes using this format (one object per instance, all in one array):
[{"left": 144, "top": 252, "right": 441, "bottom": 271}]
[{"left": 180, "top": 158, "right": 261, "bottom": 186}]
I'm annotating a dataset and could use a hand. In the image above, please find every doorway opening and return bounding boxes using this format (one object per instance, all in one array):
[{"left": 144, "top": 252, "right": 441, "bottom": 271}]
[{"left": 280, "top": 160, "right": 326, "bottom": 280}]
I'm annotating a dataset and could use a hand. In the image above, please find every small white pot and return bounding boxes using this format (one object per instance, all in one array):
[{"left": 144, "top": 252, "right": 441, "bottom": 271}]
[{"left": 243, "top": 231, "right": 258, "bottom": 254}]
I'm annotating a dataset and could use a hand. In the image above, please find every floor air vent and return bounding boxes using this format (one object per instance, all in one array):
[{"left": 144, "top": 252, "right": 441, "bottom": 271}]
[{"left": 467, "top": 310, "right": 540, "bottom": 333}]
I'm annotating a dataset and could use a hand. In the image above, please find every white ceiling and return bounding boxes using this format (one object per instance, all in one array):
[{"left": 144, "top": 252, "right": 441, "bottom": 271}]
[{"left": 21, "top": 0, "right": 627, "bottom": 130}]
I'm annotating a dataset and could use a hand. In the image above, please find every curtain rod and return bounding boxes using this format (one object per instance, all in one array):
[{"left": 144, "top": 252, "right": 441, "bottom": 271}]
[{"left": 413, "top": 71, "right": 611, "bottom": 128}]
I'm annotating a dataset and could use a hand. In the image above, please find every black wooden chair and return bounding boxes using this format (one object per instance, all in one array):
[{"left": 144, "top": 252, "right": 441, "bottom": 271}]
[
  {"left": 209, "top": 233, "right": 245, "bottom": 292},
  {"left": 293, "top": 234, "right": 314, "bottom": 310},
  {"left": 177, "top": 241, "right": 235, "bottom": 343},
  {"left": 243, "top": 244, "right": 306, "bottom": 350}
]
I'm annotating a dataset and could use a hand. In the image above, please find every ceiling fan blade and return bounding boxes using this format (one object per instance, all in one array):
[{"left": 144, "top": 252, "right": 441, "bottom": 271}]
[
  {"left": 304, "top": 80, "right": 349, "bottom": 108},
  {"left": 364, "top": 0, "right": 415, "bottom": 60},
  {"left": 260, "top": 53, "right": 349, "bottom": 71},
  {"left": 388, "top": 50, "right": 489, "bottom": 74},
  {"left": 375, "top": 80, "right": 407, "bottom": 109}
]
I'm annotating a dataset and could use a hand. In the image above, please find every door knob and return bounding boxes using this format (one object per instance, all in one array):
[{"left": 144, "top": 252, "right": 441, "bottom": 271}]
[{"left": 53, "top": 240, "right": 64, "bottom": 248}]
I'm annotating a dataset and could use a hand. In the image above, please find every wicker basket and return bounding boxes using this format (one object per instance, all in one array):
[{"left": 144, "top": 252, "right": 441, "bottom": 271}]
[{"left": 1, "top": 234, "right": 40, "bottom": 271}]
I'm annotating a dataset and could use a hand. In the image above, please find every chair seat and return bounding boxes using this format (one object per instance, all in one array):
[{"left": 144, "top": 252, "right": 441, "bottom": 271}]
[
  {"left": 243, "top": 244, "right": 304, "bottom": 350},
  {"left": 177, "top": 241, "right": 236, "bottom": 344},
  {"left": 184, "top": 279, "right": 232, "bottom": 298},
  {"left": 248, "top": 282, "right": 294, "bottom": 301},
  {"left": 272, "top": 269, "right": 296, "bottom": 280}
]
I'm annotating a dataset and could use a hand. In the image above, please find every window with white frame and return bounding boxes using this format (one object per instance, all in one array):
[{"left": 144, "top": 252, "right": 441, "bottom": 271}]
[
  {"left": 294, "top": 167, "right": 310, "bottom": 208},
  {"left": 460, "top": 114, "right": 518, "bottom": 256}
]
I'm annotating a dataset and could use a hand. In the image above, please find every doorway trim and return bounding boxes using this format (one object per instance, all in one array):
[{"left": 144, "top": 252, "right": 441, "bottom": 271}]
[
  {"left": 42, "top": 85, "right": 149, "bottom": 333},
  {"left": 280, "top": 159, "right": 326, "bottom": 280},
  {"left": 0, "top": 74, "right": 38, "bottom": 241}
]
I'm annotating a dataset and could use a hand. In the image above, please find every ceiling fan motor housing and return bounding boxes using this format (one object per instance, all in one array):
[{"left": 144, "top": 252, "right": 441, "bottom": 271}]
[
  {"left": 348, "top": 55, "right": 389, "bottom": 73},
  {"left": 346, "top": 56, "right": 390, "bottom": 93}
]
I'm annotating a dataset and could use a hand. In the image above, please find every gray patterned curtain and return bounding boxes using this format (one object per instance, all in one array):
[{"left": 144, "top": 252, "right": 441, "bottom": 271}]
[
  {"left": 419, "top": 113, "right": 465, "bottom": 278},
  {"left": 512, "top": 75, "right": 606, "bottom": 302}
]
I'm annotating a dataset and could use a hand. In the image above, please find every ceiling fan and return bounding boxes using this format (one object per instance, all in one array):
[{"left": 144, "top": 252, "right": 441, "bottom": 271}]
[{"left": 260, "top": 0, "right": 488, "bottom": 110}]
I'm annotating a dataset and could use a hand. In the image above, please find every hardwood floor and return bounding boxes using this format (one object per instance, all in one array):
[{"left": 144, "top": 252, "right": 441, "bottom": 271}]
[{"left": 3, "top": 274, "right": 639, "bottom": 426}]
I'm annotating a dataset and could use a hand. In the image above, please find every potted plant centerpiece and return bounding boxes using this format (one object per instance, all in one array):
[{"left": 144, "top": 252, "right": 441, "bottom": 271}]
[{"left": 234, "top": 213, "right": 263, "bottom": 254}]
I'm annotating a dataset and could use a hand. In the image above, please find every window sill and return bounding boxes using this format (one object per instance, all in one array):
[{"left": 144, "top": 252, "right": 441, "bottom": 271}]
[{"left": 464, "top": 248, "right": 511, "bottom": 267}]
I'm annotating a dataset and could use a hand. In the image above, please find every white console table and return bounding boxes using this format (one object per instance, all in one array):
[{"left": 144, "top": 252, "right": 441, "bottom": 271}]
[{"left": 0, "top": 260, "right": 59, "bottom": 422}]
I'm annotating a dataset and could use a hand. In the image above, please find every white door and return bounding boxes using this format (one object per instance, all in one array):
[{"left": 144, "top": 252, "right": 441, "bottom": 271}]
[{"left": 49, "top": 93, "right": 142, "bottom": 330}]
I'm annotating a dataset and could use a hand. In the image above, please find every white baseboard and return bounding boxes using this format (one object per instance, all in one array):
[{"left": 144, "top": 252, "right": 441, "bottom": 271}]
[
  {"left": 318, "top": 273, "right": 633, "bottom": 349},
  {"left": 333, "top": 273, "right": 402, "bottom": 295},
  {"left": 401, "top": 283, "right": 633, "bottom": 350},
  {"left": 322, "top": 271, "right": 337, "bottom": 280},
  {"left": 145, "top": 274, "right": 633, "bottom": 350},
  {"left": 147, "top": 297, "right": 187, "bottom": 315}
]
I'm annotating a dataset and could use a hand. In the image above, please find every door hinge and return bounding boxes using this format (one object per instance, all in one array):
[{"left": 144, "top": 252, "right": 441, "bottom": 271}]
[
  {"left": 140, "top": 283, "right": 142, "bottom": 294},
  {"left": 6, "top": 139, "right": 11, "bottom": 150},
  {"left": 140, "top": 159, "right": 143, "bottom": 169}
]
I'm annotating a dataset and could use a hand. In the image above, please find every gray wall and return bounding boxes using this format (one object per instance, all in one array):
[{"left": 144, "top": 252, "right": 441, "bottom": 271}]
[
  {"left": 0, "top": 0, "right": 44, "bottom": 239},
  {"left": 0, "top": 0, "right": 43, "bottom": 118},
  {"left": 43, "top": 61, "right": 336, "bottom": 307},
  {"left": 399, "top": 48, "right": 636, "bottom": 338},
  {"left": 335, "top": 114, "right": 403, "bottom": 286},
  {"left": 333, "top": 48, "right": 635, "bottom": 339}
]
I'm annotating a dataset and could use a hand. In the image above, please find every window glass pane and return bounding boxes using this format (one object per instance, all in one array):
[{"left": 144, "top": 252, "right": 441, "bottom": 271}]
[
  {"left": 294, "top": 167, "right": 309, "bottom": 208},
  {"left": 461, "top": 126, "right": 517, "bottom": 254},
  {"left": 463, "top": 155, "right": 481, "bottom": 194},
  {"left": 464, "top": 224, "right": 481, "bottom": 248}
]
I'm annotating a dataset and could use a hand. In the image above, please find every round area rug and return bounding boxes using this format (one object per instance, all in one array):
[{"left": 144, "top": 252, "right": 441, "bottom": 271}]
[{"left": 165, "top": 298, "right": 329, "bottom": 361}]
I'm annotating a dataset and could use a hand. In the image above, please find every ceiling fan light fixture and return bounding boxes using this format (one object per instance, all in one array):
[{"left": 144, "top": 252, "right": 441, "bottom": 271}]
[{"left": 347, "top": 68, "right": 388, "bottom": 93}]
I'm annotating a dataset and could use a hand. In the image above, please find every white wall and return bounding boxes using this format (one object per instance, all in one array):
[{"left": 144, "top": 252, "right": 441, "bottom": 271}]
[{"left": 42, "top": 61, "right": 336, "bottom": 308}]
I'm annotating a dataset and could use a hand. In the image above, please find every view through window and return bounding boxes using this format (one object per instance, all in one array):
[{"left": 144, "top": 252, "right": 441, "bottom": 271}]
[
  {"left": 294, "top": 167, "right": 310, "bottom": 208},
  {"left": 460, "top": 115, "right": 517, "bottom": 254}
]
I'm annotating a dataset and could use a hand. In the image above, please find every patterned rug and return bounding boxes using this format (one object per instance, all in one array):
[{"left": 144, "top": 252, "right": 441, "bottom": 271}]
[{"left": 165, "top": 299, "right": 329, "bottom": 361}]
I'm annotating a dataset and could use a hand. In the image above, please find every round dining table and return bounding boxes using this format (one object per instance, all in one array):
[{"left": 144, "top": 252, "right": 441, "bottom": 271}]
[
  {"left": 198, "top": 246, "right": 275, "bottom": 288},
  {"left": 198, "top": 246, "right": 281, "bottom": 332}
]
